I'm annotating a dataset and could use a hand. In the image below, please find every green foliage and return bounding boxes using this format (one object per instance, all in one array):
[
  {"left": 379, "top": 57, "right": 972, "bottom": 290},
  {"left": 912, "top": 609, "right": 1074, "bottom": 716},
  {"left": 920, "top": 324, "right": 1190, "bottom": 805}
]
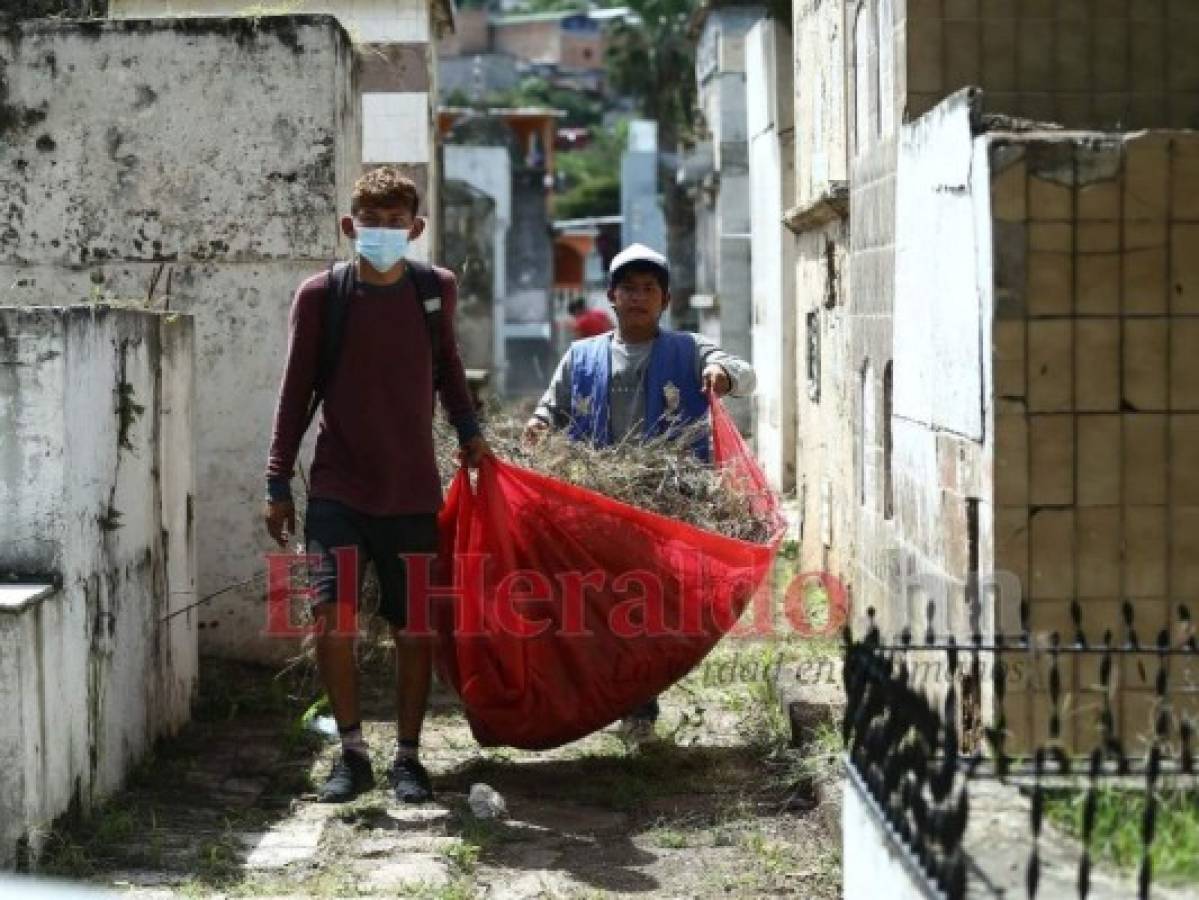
[
  {"left": 442, "top": 839, "right": 481, "bottom": 876},
  {"left": 555, "top": 174, "right": 620, "bottom": 219},
  {"left": 1045, "top": 788, "right": 1199, "bottom": 885},
  {"left": 509, "top": 0, "right": 588, "bottom": 12},
  {"left": 193, "top": 825, "right": 243, "bottom": 885},
  {"left": 486, "top": 76, "right": 604, "bottom": 129},
  {"left": 192, "top": 661, "right": 299, "bottom": 723},
  {"left": 553, "top": 119, "right": 626, "bottom": 219},
  {"left": 604, "top": 0, "right": 700, "bottom": 147},
  {"left": 555, "top": 119, "right": 625, "bottom": 179},
  {"left": 647, "top": 825, "right": 692, "bottom": 848},
  {"left": 39, "top": 798, "right": 165, "bottom": 878}
]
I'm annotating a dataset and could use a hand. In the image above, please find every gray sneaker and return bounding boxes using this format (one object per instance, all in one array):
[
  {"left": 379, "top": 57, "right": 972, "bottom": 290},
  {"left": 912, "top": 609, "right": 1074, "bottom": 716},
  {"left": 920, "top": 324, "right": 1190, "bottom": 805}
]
[
  {"left": 317, "top": 751, "right": 375, "bottom": 803},
  {"left": 619, "top": 716, "right": 657, "bottom": 749},
  {"left": 389, "top": 756, "right": 434, "bottom": 803}
]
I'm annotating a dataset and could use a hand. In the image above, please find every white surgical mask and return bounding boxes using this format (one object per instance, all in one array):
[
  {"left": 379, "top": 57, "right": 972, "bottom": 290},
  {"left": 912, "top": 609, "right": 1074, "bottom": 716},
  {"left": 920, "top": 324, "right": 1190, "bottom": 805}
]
[{"left": 355, "top": 225, "right": 409, "bottom": 272}]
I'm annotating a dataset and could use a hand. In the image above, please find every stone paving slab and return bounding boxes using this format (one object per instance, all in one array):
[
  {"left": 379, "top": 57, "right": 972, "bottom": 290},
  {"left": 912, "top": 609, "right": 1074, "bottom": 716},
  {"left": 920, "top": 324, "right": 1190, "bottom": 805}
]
[
  {"left": 360, "top": 853, "right": 451, "bottom": 890},
  {"left": 239, "top": 816, "right": 327, "bottom": 870},
  {"left": 482, "top": 869, "right": 574, "bottom": 899}
]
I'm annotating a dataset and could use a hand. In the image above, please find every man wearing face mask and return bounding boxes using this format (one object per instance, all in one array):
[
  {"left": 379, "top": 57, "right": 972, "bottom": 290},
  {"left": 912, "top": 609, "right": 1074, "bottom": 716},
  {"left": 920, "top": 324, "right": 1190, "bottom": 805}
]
[{"left": 265, "top": 167, "right": 490, "bottom": 804}]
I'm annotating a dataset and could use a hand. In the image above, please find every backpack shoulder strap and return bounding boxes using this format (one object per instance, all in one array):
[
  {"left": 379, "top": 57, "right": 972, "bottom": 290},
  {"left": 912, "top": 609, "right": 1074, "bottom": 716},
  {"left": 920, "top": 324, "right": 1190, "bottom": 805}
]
[
  {"left": 303, "top": 260, "right": 355, "bottom": 431},
  {"left": 404, "top": 260, "right": 445, "bottom": 391}
]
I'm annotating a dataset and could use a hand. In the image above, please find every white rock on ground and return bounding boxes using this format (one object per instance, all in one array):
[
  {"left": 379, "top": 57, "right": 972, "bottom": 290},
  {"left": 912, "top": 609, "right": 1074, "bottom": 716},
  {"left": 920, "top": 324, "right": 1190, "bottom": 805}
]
[{"left": 469, "top": 783, "right": 508, "bottom": 819}]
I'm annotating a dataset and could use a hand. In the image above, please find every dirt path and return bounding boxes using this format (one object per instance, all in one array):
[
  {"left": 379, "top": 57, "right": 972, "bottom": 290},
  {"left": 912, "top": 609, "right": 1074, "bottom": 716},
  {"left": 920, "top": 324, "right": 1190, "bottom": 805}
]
[{"left": 36, "top": 637, "right": 841, "bottom": 899}]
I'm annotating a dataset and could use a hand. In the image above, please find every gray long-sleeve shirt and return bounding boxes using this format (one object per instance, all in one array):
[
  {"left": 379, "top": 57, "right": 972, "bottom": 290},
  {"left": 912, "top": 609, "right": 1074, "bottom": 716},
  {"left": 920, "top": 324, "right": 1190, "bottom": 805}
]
[{"left": 533, "top": 331, "right": 756, "bottom": 442}]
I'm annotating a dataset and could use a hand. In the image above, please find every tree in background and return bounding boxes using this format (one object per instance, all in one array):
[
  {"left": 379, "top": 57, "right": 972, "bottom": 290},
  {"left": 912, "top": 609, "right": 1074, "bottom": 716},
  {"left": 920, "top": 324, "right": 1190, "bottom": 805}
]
[
  {"left": 605, "top": 0, "right": 700, "bottom": 314},
  {"left": 554, "top": 119, "right": 627, "bottom": 219},
  {"left": 489, "top": 76, "right": 605, "bottom": 130},
  {"left": 511, "top": 0, "right": 589, "bottom": 12},
  {"left": 449, "top": 75, "right": 604, "bottom": 130},
  {"left": 604, "top": 0, "right": 698, "bottom": 150}
]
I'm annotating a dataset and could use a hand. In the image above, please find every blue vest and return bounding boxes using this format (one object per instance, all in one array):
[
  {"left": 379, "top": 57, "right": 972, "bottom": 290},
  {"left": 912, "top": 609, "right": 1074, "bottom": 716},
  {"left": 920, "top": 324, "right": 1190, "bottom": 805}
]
[{"left": 567, "top": 330, "right": 711, "bottom": 461}]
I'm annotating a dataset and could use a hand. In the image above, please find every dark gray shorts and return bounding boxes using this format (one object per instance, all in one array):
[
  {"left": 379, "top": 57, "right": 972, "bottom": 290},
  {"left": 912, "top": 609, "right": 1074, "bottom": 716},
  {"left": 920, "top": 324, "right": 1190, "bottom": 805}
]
[{"left": 303, "top": 498, "right": 439, "bottom": 629}]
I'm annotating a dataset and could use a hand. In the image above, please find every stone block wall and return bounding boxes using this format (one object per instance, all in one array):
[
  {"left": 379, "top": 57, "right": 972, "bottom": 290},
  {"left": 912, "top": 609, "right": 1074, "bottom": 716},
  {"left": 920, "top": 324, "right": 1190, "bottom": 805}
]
[
  {"left": 989, "top": 130, "right": 1199, "bottom": 752},
  {"left": 789, "top": 0, "right": 855, "bottom": 590},
  {"left": 0, "top": 16, "right": 359, "bottom": 662},
  {"left": 694, "top": 6, "right": 765, "bottom": 434},
  {"left": 831, "top": 0, "right": 1199, "bottom": 644},
  {"left": 887, "top": 91, "right": 992, "bottom": 648},
  {"left": 792, "top": 223, "right": 854, "bottom": 584},
  {"left": 905, "top": 0, "right": 1199, "bottom": 130},
  {"left": 0, "top": 306, "right": 196, "bottom": 867},
  {"left": 883, "top": 91, "right": 1199, "bottom": 751},
  {"left": 109, "top": 0, "right": 444, "bottom": 258}
]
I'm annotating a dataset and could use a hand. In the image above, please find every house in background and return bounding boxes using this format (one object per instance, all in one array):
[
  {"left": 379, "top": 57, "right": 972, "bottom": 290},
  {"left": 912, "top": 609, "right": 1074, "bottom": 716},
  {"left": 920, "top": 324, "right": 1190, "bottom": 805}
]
[{"left": 439, "top": 6, "right": 632, "bottom": 99}]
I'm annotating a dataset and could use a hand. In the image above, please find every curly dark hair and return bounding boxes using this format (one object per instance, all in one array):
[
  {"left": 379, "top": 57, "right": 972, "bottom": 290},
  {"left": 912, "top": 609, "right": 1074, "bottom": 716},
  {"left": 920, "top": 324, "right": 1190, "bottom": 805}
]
[{"left": 351, "top": 166, "right": 421, "bottom": 217}]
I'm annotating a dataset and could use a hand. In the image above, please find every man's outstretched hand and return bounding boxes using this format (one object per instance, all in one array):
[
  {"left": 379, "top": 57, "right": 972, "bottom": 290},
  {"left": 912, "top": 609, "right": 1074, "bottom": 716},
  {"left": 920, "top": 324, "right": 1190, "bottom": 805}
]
[
  {"left": 264, "top": 499, "right": 296, "bottom": 547},
  {"left": 457, "top": 434, "right": 493, "bottom": 468}
]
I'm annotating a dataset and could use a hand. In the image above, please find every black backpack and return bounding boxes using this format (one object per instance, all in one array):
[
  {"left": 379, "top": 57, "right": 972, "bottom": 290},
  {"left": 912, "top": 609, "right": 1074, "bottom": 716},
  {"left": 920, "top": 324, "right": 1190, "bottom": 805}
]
[{"left": 302, "top": 259, "right": 444, "bottom": 431}]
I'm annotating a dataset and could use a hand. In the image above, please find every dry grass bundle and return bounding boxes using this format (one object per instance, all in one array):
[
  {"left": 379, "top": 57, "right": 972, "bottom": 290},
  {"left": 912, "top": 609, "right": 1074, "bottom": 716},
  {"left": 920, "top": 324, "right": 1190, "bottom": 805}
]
[
  {"left": 439, "top": 412, "right": 776, "bottom": 544},
  {"left": 275, "top": 557, "right": 400, "bottom": 697}
]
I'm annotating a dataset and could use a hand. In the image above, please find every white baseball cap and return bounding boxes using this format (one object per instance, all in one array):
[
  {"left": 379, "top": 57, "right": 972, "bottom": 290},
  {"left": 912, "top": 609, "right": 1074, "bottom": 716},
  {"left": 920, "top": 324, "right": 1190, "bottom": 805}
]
[{"left": 609, "top": 243, "right": 670, "bottom": 287}]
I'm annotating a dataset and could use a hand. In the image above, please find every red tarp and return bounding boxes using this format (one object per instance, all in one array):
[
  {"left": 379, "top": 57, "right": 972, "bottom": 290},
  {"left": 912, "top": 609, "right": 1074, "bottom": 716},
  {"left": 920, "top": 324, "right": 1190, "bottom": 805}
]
[{"left": 433, "top": 397, "right": 785, "bottom": 749}]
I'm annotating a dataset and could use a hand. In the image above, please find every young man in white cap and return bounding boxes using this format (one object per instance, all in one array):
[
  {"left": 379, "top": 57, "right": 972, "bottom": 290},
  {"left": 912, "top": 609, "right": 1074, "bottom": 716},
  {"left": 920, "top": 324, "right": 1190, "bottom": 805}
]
[{"left": 523, "top": 242, "right": 755, "bottom": 743}]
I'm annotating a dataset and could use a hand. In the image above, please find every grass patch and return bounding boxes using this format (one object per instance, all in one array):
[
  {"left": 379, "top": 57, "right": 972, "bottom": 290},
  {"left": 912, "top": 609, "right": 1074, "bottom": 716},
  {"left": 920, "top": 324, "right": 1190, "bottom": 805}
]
[
  {"left": 37, "top": 659, "right": 328, "bottom": 883},
  {"left": 193, "top": 828, "right": 242, "bottom": 885},
  {"left": 194, "top": 659, "right": 310, "bottom": 723},
  {"left": 647, "top": 825, "right": 693, "bottom": 848},
  {"left": 178, "top": 864, "right": 363, "bottom": 898},
  {"left": 442, "top": 838, "right": 481, "bottom": 876},
  {"left": 1045, "top": 787, "right": 1199, "bottom": 885},
  {"left": 37, "top": 798, "right": 164, "bottom": 878},
  {"left": 738, "top": 827, "right": 799, "bottom": 875},
  {"left": 37, "top": 830, "right": 96, "bottom": 879},
  {"left": 335, "top": 796, "right": 390, "bottom": 827},
  {"left": 446, "top": 803, "right": 526, "bottom": 857},
  {"left": 401, "top": 881, "right": 480, "bottom": 900}
]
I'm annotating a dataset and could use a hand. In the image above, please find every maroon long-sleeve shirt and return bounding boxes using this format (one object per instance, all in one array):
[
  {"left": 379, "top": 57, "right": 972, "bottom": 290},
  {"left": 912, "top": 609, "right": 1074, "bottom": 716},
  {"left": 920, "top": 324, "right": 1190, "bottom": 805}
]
[{"left": 266, "top": 265, "right": 479, "bottom": 516}]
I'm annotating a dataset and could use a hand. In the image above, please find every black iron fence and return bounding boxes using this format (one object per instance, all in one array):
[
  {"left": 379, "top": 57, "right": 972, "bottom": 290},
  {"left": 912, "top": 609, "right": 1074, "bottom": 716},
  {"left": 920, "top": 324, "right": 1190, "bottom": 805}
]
[{"left": 842, "top": 601, "right": 1199, "bottom": 900}]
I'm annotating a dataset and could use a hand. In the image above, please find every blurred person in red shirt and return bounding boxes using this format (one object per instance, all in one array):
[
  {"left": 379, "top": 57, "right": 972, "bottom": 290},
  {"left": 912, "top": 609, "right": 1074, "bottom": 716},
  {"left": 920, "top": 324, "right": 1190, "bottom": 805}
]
[{"left": 568, "top": 297, "right": 614, "bottom": 338}]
